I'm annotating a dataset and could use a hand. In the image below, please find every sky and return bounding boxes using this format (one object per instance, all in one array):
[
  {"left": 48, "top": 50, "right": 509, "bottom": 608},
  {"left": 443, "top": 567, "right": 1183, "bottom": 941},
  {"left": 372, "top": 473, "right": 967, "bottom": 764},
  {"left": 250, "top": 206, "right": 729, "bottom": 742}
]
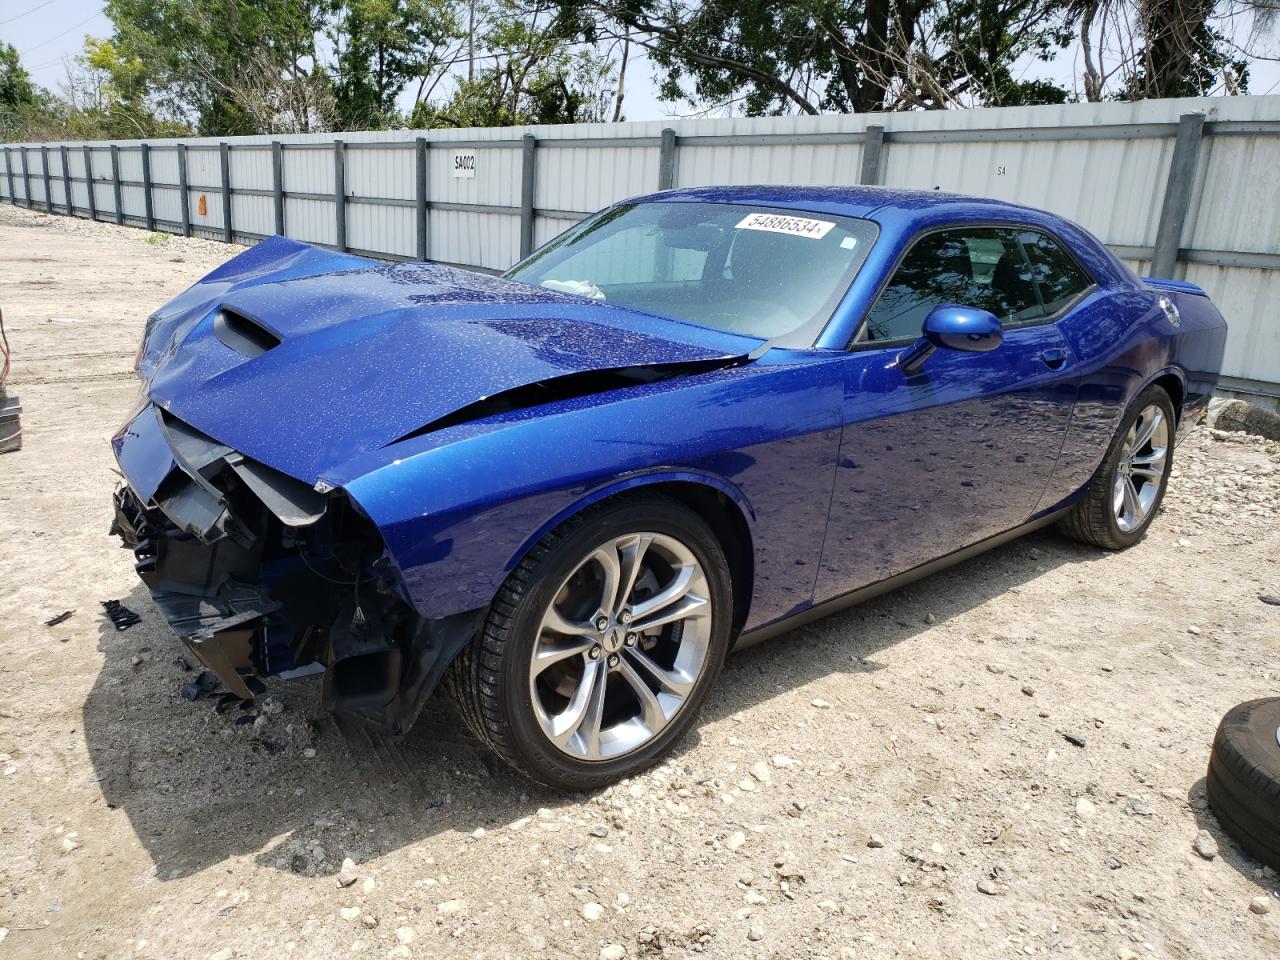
[
  {"left": 0, "top": 0, "right": 676, "bottom": 121},
  {"left": 3, "top": 0, "right": 1278, "bottom": 125}
]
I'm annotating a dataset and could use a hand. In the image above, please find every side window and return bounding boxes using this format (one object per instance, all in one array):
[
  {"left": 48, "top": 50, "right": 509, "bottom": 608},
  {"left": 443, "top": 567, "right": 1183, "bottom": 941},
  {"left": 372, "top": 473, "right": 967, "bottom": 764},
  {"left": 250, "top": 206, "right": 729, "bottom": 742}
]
[
  {"left": 1019, "top": 231, "right": 1091, "bottom": 315},
  {"left": 862, "top": 228, "right": 1042, "bottom": 343}
]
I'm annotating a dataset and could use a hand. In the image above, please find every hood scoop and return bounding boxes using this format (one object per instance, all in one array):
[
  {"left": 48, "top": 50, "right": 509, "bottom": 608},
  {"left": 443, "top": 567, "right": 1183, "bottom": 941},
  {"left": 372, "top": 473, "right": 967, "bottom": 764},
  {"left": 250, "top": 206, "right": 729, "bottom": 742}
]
[{"left": 214, "top": 308, "right": 282, "bottom": 358}]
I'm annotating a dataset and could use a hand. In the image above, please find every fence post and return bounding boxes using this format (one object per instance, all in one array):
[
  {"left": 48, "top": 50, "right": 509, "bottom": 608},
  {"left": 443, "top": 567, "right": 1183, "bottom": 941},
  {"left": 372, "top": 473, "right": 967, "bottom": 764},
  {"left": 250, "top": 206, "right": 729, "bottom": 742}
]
[
  {"left": 60, "top": 144, "right": 72, "bottom": 215},
  {"left": 21, "top": 147, "right": 32, "bottom": 208},
  {"left": 271, "top": 140, "right": 285, "bottom": 235},
  {"left": 177, "top": 143, "right": 191, "bottom": 236},
  {"left": 41, "top": 146, "right": 52, "bottom": 213},
  {"left": 860, "top": 125, "right": 885, "bottom": 186},
  {"left": 4, "top": 149, "right": 15, "bottom": 205},
  {"left": 416, "top": 136, "right": 428, "bottom": 261},
  {"left": 83, "top": 146, "right": 97, "bottom": 221},
  {"left": 333, "top": 139, "right": 347, "bottom": 252},
  {"left": 1152, "top": 112, "right": 1205, "bottom": 279},
  {"left": 219, "top": 142, "right": 233, "bottom": 243},
  {"left": 658, "top": 128, "right": 677, "bottom": 190},
  {"left": 519, "top": 133, "right": 536, "bottom": 259},
  {"left": 110, "top": 144, "right": 123, "bottom": 224},
  {"left": 141, "top": 143, "right": 155, "bottom": 230}
]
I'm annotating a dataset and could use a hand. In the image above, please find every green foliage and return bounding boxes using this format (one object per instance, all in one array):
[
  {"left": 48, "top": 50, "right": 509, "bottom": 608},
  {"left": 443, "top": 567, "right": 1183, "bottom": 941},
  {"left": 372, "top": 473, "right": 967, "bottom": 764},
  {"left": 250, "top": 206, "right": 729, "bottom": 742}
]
[
  {"left": 564, "top": 0, "right": 1270, "bottom": 113},
  {"left": 105, "top": 0, "right": 332, "bottom": 134},
  {"left": 59, "top": 38, "right": 192, "bottom": 139},
  {"left": 1, "top": 43, "right": 49, "bottom": 140},
  {"left": 411, "top": 3, "right": 616, "bottom": 128},
  {"left": 1120, "top": 15, "right": 1249, "bottom": 98},
  {"left": 564, "top": 0, "right": 1079, "bottom": 113},
  {"left": 329, "top": 0, "right": 461, "bottom": 129}
]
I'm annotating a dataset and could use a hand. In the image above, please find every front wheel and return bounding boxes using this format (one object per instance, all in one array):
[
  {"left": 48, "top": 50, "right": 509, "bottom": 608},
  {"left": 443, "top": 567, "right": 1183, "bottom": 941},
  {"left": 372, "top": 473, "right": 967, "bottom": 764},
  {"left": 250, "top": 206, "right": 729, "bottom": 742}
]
[
  {"left": 1058, "top": 384, "right": 1176, "bottom": 550},
  {"left": 447, "top": 495, "right": 733, "bottom": 790}
]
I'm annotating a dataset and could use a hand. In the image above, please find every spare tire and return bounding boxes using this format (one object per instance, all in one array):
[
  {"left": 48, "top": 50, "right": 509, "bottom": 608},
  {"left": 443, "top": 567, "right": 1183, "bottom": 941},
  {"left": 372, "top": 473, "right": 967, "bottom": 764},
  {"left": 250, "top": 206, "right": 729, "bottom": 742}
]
[{"left": 1206, "top": 698, "right": 1280, "bottom": 870}]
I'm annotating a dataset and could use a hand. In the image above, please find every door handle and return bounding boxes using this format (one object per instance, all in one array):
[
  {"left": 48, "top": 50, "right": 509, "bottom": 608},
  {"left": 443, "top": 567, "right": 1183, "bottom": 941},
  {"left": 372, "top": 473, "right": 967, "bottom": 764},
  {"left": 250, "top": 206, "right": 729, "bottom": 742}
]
[{"left": 1039, "top": 347, "right": 1068, "bottom": 370}]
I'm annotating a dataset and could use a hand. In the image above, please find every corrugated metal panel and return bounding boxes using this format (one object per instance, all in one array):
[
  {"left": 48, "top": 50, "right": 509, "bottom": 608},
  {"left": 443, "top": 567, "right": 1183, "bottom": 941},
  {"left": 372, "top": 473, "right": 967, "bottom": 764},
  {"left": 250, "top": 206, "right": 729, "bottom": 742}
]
[
  {"left": 347, "top": 145, "right": 414, "bottom": 202},
  {"left": 1186, "top": 134, "right": 1280, "bottom": 255},
  {"left": 1184, "top": 263, "right": 1280, "bottom": 383},
  {"left": 679, "top": 141, "right": 862, "bottom": 190},
  {"left": 91, "top": 181, "right": 113, "bottom": 216},
  {"left": 348, "top": 202, "right": 413, "bottom": 256},
  {"left": 69, "top": 150, "right": 90, "bottom": 211},
  {"left": 231, "top": 193, "right": 273, "bottom": 237},
  {"left": 118, "top": 148, "right": 143, "bottom": 181},
  {"left": 883, "top": 136, "right": 1172, "bottom": 248},
  {"left": 533, "top": 214, "right": 581, "bottom": 248},
  {"left": 282, "top": 145, "right": 333, "bottom": 195},
  {"left": 121, "top": 184, "right": 145, "bottom": 218},
  {"left": 283, "top": 197, "right": 335, "bottom": 246},
  {"left": 431, "top": 209, "right": 519, "bottom": 269},
  {"left": 231, "top": 145, "right": 274, "bottom": 192},
  {"left": 186, "top": 148, "right": 221, "bottom": 191},
  {"left": 431, "top": 143, "right": 522, "bottom": 209},
  {"left": 150, "top": 146, "right": 179, "bottom": 182},
  {"left": 534, "top": 143, "right": 659, "bottom": 211},
  {"left": 153, "top": 184, "right": 183, "bottom": 225}
]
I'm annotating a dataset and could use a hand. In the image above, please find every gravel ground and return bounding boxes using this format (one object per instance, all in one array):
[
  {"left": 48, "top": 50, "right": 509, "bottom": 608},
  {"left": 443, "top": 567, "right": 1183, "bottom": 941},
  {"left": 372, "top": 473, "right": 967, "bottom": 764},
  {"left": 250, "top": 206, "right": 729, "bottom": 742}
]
[{"left": 1, "top": 204, "right": 1279, "bottom": 960}]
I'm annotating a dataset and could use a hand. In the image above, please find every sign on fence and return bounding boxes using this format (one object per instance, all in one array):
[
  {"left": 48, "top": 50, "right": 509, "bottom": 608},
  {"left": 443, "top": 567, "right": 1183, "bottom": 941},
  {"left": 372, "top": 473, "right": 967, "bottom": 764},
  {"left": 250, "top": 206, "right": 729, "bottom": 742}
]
[{"left": 451, "top": 149, "right": 477, "bottom": 179}]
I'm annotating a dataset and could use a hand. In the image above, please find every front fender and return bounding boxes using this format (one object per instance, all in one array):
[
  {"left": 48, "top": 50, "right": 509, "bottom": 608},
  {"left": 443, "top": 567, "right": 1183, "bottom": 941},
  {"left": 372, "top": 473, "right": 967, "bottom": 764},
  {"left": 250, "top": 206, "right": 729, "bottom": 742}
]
[{"left": 338, "top": 354, "right": 845, "bottom": 627}]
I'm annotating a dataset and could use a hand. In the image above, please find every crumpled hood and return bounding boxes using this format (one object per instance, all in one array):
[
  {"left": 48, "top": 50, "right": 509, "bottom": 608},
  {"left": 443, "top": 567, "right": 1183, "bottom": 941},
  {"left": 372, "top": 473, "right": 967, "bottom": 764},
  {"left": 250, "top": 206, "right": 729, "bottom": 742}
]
[{"left": 140, "top": 237, "right": 757, "bottom": 482}]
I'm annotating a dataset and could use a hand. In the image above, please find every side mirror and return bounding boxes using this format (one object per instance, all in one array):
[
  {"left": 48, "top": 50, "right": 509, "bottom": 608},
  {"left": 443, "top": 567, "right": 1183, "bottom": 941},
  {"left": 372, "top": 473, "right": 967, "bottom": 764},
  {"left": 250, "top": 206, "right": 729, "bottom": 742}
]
[{"left": 897, "top": 305, "right": 1003, "bottom": 374}]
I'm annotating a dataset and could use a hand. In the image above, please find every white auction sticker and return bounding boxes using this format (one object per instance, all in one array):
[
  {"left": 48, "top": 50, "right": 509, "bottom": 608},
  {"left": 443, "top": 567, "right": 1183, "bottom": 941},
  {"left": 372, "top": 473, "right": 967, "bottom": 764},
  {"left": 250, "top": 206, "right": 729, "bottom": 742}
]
[{"left": 735, "top": 212, "right": 835, "bottom": 240}]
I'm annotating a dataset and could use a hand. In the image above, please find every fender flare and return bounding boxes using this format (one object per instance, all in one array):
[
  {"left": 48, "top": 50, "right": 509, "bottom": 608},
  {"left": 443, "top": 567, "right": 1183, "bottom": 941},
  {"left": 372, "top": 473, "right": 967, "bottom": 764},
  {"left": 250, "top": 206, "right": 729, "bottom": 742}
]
[
  {"left": 502, "top": 468, "right": 758, "bottom": 577},
  {"left": 1134, "top": 364, "right": 1188, "bottom": 416}
]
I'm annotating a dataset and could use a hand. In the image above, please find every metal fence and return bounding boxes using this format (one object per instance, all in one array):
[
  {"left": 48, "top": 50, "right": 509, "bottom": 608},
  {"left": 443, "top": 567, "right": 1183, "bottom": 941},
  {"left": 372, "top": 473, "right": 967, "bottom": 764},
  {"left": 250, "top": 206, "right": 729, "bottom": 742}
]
[{"left": 2, "top": 95, "right": 1279, "bottom": 402}]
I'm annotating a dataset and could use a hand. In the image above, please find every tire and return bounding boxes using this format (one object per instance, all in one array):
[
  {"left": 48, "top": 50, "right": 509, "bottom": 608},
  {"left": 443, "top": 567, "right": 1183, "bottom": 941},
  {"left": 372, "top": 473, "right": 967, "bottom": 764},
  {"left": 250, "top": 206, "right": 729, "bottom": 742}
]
[
  {"left": 1058, "top": 384, "right": 1176, "bottom": 550},
  {"left": 1205, "top": 698, "right": 1280, "bottom": 870},
  {"left": 447, "top": 494, "right": 734, "bottom": 791}
]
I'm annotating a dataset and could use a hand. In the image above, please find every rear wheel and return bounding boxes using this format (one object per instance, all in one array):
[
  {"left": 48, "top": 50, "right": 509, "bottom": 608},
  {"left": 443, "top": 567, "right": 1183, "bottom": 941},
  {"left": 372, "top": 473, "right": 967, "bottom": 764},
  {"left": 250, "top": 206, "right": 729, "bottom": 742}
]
[
  {"left": 1058, "top": 384, "right": 1176, "bottom": 550},
  {"left": 448, "top": 495, "right": 733, "bottom": 790}
]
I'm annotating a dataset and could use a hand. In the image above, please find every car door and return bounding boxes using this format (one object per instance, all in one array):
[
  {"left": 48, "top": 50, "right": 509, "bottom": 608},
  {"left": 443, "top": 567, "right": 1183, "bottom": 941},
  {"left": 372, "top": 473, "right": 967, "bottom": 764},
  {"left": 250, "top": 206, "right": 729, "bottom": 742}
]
[{"left": 813, "top": 224, "right": 1088, "bottom": 603}]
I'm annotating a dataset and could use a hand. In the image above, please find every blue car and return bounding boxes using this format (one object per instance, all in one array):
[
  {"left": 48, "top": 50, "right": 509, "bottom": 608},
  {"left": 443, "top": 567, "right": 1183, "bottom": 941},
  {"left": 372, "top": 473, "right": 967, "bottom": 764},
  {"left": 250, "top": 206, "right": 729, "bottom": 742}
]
[{"left": 110, "top": 186, "right": 1227, "bottom": 788}]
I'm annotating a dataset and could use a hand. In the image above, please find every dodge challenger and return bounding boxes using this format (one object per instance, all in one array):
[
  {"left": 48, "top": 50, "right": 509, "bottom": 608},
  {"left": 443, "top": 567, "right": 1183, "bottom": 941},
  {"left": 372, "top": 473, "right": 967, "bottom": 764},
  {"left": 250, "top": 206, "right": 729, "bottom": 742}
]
[{"left": 110, "top": 185, "right": 1228, "bottom": 789}]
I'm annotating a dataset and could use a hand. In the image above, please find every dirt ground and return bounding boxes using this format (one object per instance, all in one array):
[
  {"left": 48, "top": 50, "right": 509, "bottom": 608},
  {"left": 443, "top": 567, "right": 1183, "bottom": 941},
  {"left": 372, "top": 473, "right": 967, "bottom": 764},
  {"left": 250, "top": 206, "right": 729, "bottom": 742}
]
[{"left": 1, "top": 203, "right": 1278, "bottom": 960}]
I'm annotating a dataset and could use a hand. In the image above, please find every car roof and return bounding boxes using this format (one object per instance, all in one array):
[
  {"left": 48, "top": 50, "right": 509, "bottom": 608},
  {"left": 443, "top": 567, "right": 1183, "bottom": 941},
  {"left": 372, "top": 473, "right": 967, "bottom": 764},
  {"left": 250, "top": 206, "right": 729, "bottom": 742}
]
[{"left": 627, "top": 184, "right": 1053, "bottom": 231}]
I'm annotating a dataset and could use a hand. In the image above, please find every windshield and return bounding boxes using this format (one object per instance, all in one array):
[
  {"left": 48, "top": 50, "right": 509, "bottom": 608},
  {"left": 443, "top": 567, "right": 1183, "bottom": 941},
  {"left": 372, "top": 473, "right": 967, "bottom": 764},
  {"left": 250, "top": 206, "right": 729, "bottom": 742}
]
[{"left": 504, "top": 201, "right": 879, "bottom": 342}]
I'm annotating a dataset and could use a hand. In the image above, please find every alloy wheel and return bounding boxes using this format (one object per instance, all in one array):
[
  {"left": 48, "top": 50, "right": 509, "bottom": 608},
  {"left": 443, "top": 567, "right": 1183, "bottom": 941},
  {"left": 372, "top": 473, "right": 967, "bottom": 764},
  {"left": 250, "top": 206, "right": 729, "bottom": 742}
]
[
  {"left": 1112, "top": 404, "right": 1169, "bottom": 533},
  {"left": 528, "top": 532, "right": 712, "bottom": 761}
]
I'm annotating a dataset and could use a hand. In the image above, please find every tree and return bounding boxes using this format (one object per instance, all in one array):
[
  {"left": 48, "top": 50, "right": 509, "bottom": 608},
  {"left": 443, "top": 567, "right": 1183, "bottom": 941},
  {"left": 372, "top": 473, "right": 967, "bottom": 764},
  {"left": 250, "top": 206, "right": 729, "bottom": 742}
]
[
  {"left": 106, "top": 0, "right": 336, "bottom": 134},
  {"left": 558, "top": 0, "right": 1078, "bottom": 114},
  {"left": 328, "top": 0, "right": 463, "bottom": 129},
  {"left": 558, "top": 0, "right": 1279, "bottom": 113},
  {"left": 411, "top": 0, "right": 619, "bottom": 126},
  {"left": 0, "top": 43, "right": 44, "bottom": 139},
  {"left": 57, "top": 38, "right": 191, "bottom": 139}
]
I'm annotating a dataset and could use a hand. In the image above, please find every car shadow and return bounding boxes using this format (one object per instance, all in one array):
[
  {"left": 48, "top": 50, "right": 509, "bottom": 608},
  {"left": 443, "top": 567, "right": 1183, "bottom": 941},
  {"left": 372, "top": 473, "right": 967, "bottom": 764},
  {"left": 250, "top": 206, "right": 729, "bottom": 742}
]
[{"left": 84, "top": 527, "right": 1088, "bottom": 880}]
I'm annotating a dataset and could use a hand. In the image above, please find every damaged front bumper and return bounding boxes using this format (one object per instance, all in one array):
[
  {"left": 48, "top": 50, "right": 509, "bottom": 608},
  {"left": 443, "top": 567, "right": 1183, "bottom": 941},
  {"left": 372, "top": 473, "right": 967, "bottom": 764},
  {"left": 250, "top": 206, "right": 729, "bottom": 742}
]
[{"left": 110, "top": 402, "right": 481, "bottom": 732}]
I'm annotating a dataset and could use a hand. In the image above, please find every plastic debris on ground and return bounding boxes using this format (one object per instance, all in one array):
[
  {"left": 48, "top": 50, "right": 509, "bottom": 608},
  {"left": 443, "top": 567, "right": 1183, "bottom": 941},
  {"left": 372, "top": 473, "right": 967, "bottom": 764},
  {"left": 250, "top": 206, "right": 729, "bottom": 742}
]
[{"left": 100, "top": 599, "right": 141, "bottom": 631}]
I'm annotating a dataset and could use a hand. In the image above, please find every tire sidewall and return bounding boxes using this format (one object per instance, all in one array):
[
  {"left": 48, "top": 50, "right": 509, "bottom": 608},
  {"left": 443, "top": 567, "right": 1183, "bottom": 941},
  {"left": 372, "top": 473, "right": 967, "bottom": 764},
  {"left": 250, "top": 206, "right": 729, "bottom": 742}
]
[
  {"left": 498, "top": 497, "right": 734, "bottom": 789},
  {"left": 1098, "top": 385, "right": 1177, "bottom": 547}
]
